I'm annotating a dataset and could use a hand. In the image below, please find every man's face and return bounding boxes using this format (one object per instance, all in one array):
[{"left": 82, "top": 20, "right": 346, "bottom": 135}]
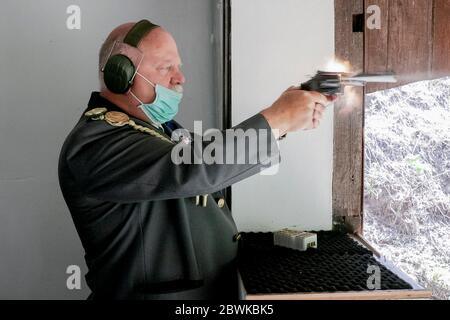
[{"left": 131, "top": 28, "right": 185, "bottom": 104}]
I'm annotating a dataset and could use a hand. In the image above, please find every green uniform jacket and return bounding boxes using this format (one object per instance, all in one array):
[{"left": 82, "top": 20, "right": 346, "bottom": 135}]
[{"left": 58, "top": 92, "right": 280, "bottom": 299}]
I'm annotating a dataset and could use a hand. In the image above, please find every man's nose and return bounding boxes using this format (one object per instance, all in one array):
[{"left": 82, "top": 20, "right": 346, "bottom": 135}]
[{"left": 171, "top": 69, "right": 186, "bottom": 86}]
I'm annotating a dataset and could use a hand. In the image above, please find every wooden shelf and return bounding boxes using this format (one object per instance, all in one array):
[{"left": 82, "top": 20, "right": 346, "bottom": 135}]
[{"left": 245, "top": 289, "right": 432, "bottom": 300}]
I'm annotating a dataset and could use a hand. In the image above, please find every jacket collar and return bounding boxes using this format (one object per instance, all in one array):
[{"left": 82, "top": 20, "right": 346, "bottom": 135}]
[{"left": 86, "top": 92, "right": 184, "bottom": 135}]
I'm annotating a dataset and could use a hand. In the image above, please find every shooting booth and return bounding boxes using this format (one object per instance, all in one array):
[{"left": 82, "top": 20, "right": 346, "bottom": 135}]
[
  {"left": 1, "top": 0, "right": 447, "bottom": 300},
  {"left": 228, "top": 0, "right": 450, "bottom": 300}
]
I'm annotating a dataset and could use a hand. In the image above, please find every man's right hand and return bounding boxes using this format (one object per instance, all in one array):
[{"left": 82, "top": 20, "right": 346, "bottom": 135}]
[{"left": 260, "top": 86, "right": 336, "bottom": 139}]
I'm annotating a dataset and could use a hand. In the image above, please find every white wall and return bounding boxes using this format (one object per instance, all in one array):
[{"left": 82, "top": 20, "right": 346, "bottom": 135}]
[{"left": 231, "top": 0, "right": 335, "bottom": 232}]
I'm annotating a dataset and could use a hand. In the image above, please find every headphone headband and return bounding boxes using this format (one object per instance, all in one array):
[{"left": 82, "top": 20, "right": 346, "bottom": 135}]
[{"left": 123, "top": 19, "right": 159, "bottom": 48}]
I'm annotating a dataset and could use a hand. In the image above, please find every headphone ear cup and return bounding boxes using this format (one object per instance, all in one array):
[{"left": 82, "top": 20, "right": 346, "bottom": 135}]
[{"left": 103, "top": 54, "right": 136, "bottom": 94}]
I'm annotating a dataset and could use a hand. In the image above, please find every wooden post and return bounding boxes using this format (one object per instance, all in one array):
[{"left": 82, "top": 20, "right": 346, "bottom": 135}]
[
  {"left": 433, "top": 0, "right": 450, "bottom": 76},
  {"left": 333, "top": 0, "right": 365, "bottom": 234}
]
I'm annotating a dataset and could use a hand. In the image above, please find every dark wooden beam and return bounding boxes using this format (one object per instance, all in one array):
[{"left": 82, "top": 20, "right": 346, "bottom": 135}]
[
  {"left": 222, "top": 0, "right": 232, "bottom": 208},
  {"left": 333, "top": 0, "right": 365, "bottom": 234},
  {"left": 387, "top": 0, "right": 434, "bottom": 87},
  {"left": 364, "top": 0, "right": 390, "bottom": 93},
  {"left": 432, "top": 0, "right": 450, "bottom": 76}
]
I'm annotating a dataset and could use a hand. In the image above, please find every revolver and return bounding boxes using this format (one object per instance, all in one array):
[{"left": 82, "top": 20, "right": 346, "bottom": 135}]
[{"left": 300, "top": 71, "right": 397, "bottom": 95}]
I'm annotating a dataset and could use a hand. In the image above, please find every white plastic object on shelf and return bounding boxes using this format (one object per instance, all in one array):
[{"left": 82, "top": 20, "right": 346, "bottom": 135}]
[{"left": 273, "top": 229, "right": 318, "bottom": 251}]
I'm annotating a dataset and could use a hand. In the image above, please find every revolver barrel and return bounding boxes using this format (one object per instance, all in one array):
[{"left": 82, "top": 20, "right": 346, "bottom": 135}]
[{"left": 300, "top": 71, "right": 397, "bottom": 95}]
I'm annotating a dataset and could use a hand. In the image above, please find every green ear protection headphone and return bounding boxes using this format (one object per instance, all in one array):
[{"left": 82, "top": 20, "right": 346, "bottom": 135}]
[{"left": 102, "top": 19, "right": 159, "bottom": 94}]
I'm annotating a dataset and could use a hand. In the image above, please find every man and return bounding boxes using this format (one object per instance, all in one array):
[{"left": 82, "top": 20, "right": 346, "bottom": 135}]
[{"left": 58, "top": 20, "right": 334, "bottom": 300}]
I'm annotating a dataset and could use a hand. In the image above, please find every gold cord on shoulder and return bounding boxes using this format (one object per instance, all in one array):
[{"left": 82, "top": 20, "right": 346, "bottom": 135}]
[{"left": 85, "top": 109, "right": 174, "bottom": 144}]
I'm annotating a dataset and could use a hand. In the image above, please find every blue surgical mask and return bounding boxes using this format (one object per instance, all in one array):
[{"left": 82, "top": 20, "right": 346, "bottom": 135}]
[{"left": 130, "top": 72, "right": 183, "bottom": 126}]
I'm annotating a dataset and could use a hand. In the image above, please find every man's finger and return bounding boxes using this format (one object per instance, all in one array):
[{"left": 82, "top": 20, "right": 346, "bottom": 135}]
[
  {"left": 313, "top": 109, "right": 323, "bottom": 121},
  {"left": 313, "top": 118, "right": 320, "bottom": 129},
  {"left": 328, "top": 94, "right": 339, "bottom": 102},
  {"left": 314, "top": 103, "right": 326, "bottom": 113},
  {"left": 308, "top": 91, "right": 329, "bottom": 106}
]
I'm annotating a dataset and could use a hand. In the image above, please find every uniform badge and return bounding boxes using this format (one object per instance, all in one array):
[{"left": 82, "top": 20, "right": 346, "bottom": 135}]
[
  {"left": 85, "top": 107, "right": 107, "bottom": 120},
  {"left": 105, "top": 111, "right": 130, "bottom": 127}
]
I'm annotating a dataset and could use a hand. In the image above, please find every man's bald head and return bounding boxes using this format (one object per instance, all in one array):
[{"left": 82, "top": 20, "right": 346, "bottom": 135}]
[
  {"left": 98, "top": 21, "right": 185, "bottom": 123},
  {"left": 98, "top": 22, "right": 179, "bottom": 88}
]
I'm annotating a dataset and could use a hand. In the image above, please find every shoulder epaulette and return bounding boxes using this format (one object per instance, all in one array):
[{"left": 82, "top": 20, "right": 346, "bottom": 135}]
[{"left": 84, "top": 108, "right": 174, "bottom": 144}]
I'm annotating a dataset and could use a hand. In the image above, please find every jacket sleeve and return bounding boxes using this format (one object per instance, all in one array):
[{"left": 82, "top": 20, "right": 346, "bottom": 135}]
[{"left": 65, "top": 113, "right": 281, "bottom": 203}]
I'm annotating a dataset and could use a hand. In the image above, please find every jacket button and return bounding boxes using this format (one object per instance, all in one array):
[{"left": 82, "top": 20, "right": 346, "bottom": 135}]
[
  {"left": 233, "top": 233, "right": 242, "bottom": 242},
  {"left": 217, "top": 198, "right": 225, "bottom": 208}
]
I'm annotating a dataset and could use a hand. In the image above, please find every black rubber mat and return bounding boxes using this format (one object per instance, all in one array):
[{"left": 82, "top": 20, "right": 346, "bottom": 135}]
[{"left": 238, "top": 232, "right": 413, "bottom": 294}]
